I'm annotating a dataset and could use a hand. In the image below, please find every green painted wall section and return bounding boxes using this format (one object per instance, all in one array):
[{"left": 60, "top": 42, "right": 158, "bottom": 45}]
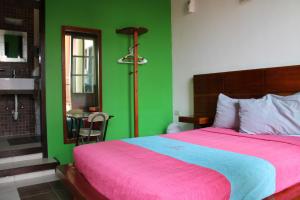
[{"left": 45, "top": 0, "right": 173, "bottom": 164}]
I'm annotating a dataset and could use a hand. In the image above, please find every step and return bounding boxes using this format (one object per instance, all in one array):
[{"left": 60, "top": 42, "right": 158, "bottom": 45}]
[
  {"left": 0, "top": 158, "right": 58, "bottom": 178},
  {"left": 0, "top": 153, "right": 43, "bottom": 164},
  {"left": 0, "top": 146, "right": 42, "bottom": 159}
]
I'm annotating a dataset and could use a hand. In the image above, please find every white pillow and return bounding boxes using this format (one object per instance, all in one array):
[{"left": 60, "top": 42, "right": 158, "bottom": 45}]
[
  {"left": 239, "top": 95, "right": 300, "bottom": 135},
  {"left": 213, "top": 94, "right": 240, "bottom": 130},
  {"left": 270, "top": 92, "right": 300, "bottom": 101}
]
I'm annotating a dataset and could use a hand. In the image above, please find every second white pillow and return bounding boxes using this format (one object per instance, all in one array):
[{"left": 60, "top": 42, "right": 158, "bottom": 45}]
[{"left": 239, "top": 94, "right": 300, "bottom": 135}]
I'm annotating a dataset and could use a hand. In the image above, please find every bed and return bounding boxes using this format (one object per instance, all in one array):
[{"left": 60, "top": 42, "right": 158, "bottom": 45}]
[{"left": 58, "top": 65, "right": 300, "bottom": 200}]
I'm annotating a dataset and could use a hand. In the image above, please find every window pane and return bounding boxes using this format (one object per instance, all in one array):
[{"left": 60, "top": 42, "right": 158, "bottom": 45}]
[
  {"left": 84, "top": 58, "right": 95, "bottom": 75},
  {"left": 73, "top": 38, "right": 83, "bottom": 56},
  {"left": 72, "top": 57, "right": 83, "bottom": 75},
  {"left": 84, "top": 39, "right": 94, "bottom": 56},
  {"left": 84, "top": 75, "right": 94, "bottom": 93},
  {"left": 72, "top": 76, "right": 83, "bottom": 93}
]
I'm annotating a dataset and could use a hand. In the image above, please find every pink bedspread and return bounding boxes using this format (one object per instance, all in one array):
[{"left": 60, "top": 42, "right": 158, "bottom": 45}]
[{"left": 74, "top": 128, "right": 300, "bottom": 200}]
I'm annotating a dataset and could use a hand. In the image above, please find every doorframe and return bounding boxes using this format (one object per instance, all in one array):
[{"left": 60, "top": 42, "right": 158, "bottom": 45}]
[{"left": 39, "top": 0, "right": 48, "bottom": 157}]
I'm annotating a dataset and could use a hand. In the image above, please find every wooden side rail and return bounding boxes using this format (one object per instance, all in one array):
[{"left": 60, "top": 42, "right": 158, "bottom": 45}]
[{"left": 57, "top": 164, "right": 108, "bottom": 200}]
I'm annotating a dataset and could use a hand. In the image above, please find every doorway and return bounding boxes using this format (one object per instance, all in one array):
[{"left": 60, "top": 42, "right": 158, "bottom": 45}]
[{"left": 0, "top": 0, "right": 47, "bottom": 158}]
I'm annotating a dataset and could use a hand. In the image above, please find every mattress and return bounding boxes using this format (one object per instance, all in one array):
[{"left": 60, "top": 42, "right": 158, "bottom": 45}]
[{"left": 74, "top": 127, "right": 300, "bottom": 200}]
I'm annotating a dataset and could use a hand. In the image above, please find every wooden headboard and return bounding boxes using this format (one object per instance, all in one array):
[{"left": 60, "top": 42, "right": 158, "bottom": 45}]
[{"left": 193, "top": 65, "right": 300, "bottom": 121}]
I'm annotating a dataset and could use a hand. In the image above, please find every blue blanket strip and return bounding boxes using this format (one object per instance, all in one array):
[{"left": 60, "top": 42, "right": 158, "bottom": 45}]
[{"left": 123, "top": 136, "right": 275, "bottom": 200}]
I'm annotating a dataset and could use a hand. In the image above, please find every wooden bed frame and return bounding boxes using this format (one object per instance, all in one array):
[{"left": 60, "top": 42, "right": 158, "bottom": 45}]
[{"left": 58, "top": 65, "right": 300, "bottom": 200}]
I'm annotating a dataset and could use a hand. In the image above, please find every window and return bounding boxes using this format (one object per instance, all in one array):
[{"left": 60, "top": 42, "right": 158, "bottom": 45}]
[{"left": 65, "top": 34, "right": 98, "bottom": 94}]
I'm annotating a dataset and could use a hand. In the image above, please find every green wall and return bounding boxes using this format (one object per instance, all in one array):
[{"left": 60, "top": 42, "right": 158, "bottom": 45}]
[{"left": 45, "top": 0, "right": 173, "bottom": 164}]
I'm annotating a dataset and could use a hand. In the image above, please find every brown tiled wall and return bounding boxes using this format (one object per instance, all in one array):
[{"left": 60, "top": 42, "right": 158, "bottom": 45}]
[
  {"left": 0, "top": 0, "right": 36, "bottom": 137},
  {"left": 0, "top": 95, "right": 35, "bottom": 137},
  {"left": 0, "top": 0, "right": 34, "bottom": 77}
]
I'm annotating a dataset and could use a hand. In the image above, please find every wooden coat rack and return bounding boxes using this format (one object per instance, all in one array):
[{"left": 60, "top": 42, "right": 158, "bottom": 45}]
[{"left": 116, "top": 27, "right": 148, "bottom": 137}]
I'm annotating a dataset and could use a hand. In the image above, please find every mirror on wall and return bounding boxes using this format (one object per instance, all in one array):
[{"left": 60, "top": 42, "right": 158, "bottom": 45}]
[
  {"left": 0, "top": 29, "right": 27, "bottom": 62},
  {"left": 61, "top": 26, "right": 102, "bottom": 143}
]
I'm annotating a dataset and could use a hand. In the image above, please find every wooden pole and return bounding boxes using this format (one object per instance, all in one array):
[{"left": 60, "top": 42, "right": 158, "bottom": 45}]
[
  {"left": 133, "top": 30, "right": 139, "bottom": 137},
  {"left": 116, "top": 27, "right": 148, "bottom": 138}
]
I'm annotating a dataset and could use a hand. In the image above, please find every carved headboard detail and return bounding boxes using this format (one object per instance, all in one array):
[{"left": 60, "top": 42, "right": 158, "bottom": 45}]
[{"left": 193, "top": 65, "right": 300, "bottom": 121}]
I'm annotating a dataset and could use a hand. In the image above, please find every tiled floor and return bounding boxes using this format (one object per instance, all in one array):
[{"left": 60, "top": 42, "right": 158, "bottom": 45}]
[
  {"left": 0, "top": 136, "right": 41, "bottom": 152},
  {"left": 7, "top": 136, "right": 41, "bottom": 146},
  {"left": 0, "top": 174, "right": 69, "bottom": 200},
  {"left": 18, "top": 180, "right": 72, "bottom": 200}
]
